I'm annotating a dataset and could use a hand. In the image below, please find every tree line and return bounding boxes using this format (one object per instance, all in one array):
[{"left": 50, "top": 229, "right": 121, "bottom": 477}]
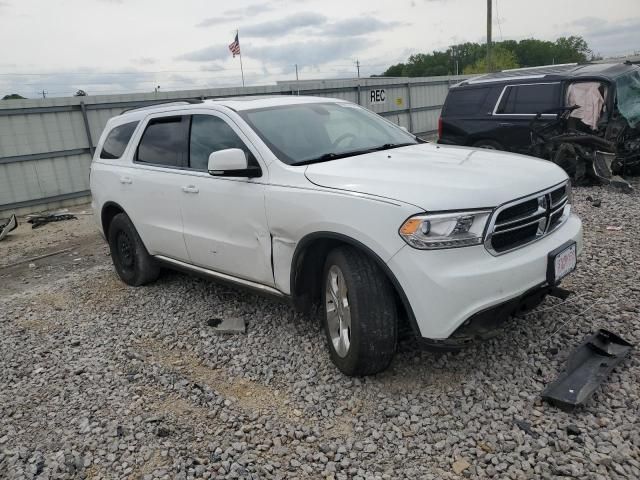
[{"left": 381, "top": 36, "right": 595, "bottom": 77}]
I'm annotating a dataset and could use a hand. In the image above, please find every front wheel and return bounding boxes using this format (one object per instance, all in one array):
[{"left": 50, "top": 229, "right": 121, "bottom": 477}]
[{"left": 322, "top": 246, "right": 397, "bottom": 376}]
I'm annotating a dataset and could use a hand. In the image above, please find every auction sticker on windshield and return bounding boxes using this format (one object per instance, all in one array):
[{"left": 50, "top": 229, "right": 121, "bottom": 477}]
[{"left": 547, "top": 242, "right": 577, "bottom": 285}]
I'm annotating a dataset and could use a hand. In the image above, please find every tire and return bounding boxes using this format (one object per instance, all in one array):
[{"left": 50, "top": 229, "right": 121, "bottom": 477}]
[
  {"left": 472, "top": 139, "right": 504, "bottom": 150},
  {"left": 322, "top": 246, "right": 397, "bottom": 376},
  {"left": 107, "top": 213, "right": 160, "bottom": 286}
]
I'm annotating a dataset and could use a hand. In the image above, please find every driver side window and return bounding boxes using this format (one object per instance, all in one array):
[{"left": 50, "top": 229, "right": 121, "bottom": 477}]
[{"left": 189, "top": 114, "right": 257, "bottom": 170}]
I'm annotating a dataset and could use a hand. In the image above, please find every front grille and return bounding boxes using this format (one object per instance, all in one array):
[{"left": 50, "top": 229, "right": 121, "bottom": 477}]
[{"left": 485, "top": 182, "right": 570, "bottom": 255}]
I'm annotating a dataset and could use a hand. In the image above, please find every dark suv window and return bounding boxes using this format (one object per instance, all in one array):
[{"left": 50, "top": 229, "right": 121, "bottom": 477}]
[
  {"left": 100, "top": 121, "right": 138, "bottom": 159},
  {"left": 496, "top": 83, "right": 561, "bottom": 115},
  {"left": 136, "top": 116, "right": 189, "bottom": 167},
  {"left": 444, "top": 87, "right": 490, "bottom": 115},
  {"left": 189, "top": 114, "right": 256, "bottom": 170}
]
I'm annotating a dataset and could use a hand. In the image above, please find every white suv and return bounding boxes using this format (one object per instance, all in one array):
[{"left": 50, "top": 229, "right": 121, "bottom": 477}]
[{"left": 90, "top": 96, "right": 582, "bottom": 375}]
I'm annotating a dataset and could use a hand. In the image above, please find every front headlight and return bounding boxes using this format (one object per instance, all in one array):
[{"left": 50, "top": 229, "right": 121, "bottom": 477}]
[{"left": 399, "top": 210, "right": 492, "bottom": 250}]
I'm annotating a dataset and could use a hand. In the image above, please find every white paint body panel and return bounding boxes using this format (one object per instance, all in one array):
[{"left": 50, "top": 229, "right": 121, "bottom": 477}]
[{"left": 91, "top": 97, "right": 583, "bottom": 340}]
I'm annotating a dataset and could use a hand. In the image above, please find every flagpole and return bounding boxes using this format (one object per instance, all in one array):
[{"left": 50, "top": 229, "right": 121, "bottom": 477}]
[{"left": 238, "top": 29, "right": 245, "bottom": 87}]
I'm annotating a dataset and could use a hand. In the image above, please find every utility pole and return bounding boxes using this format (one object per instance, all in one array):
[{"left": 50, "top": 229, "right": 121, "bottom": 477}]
[
  {"left": 356, "top": 59, "right": 360, "bottom": 78},
  {"left": 295, "top": 64, "right": 300, "bottom": 95},
  {"left": 486, "top": 0, "right": 493, "bottom": 72}
]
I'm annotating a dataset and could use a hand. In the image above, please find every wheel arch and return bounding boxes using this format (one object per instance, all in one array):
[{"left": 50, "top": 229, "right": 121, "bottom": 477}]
[
  {"left": 101, "top": 201, "right": 126, "bottom": 238},
  {"left": 289, "top": 231, "right": 420, "bottom": 336}
]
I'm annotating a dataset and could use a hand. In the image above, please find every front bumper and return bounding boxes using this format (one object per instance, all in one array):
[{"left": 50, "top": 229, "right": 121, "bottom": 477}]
[{"left": 387, "top": 213, "right": 583, "bottom": 340}]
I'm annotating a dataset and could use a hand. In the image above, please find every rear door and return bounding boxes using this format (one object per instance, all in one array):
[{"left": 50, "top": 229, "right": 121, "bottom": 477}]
[
  {"left": 178, "top": 111, "right": 274, "bottom": 285},
  {"left": 120, "top": 114, "right": 191, "bottom": 261},
  {"left": 492, "top": 82, "right": 562, "bottom": 152}
]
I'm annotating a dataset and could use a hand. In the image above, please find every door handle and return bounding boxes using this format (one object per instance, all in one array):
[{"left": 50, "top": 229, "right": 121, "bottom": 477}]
[
  {"left": 119, "top": 176, "right": 133, "bottom": 184},
  {"left": 182, "top": 185, "right": 199, "bottom": 194},
  {"left": 499, "top": 122, "right": 515, "bottom": 127}
]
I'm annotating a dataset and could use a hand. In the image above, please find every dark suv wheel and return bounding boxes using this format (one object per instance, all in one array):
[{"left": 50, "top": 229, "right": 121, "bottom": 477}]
[
  {"left": 473, "top": 139, "right": 504, "bottom": 150},
  {"left": 107, "top": 213, "right": 160, "bottom": 286},
  {"left": 322, "top": 246, "right": 397, "bottom": 376}
]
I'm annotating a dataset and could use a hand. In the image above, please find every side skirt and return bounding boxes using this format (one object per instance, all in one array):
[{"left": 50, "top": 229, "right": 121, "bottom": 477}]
[{"left": 154, "top": 255, "right": 289, "bottom": 301}]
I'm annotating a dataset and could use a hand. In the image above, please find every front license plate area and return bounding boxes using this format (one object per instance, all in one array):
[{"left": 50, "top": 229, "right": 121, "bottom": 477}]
[{"left": 547, "top": 241, "right": 577, "bottom": 285}]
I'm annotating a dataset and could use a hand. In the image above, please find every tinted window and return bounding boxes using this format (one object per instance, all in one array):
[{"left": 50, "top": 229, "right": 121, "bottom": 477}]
[
  {"left": 189, "top": 115, "right": 255, "bottom": 170},
  {"left": 136, "top": 116, "right": 189, "bottom": 167},
  {"left": 444, "top": 87, "right": 490, "bottom": 115},
  {"left": 100, "top": 121, "right": 138, "bottom": 159},
  {"left": 497, "top": 83, "right": 561, "bottom": 114}
]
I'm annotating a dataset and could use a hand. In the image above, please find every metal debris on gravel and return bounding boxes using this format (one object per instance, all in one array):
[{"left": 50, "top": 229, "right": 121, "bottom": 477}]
[{"left": 1, "top": 183, "right": 639, "bottom": 479}]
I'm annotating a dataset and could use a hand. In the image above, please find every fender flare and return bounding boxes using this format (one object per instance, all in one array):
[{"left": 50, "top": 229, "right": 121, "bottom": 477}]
[
  {"left": 100, "top": 201, "right": 127, "bottom": 236},
  {"left": 290, "top": 231, "right": 421, "bottom": 336}
]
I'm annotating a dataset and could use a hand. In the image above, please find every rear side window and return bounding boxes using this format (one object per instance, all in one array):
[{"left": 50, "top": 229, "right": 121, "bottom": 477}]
[
  {"left": 496, "top": 83, "right": 561, "bottom": 115},
  {"left": 444, "top": 87, "right": 490, "bottom": 115},
  {"left": 189, "top": 115, "right": 256, "bottom": 170},
  {"left": 136, "top": 116, "right": 189, "bottom": 167},
  {"left": 99, "top": 121, "right": 138, "bottom": 159}
]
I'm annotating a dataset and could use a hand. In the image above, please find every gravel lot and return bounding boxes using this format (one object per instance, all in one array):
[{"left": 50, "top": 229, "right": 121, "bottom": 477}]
[{"left": 1, "top": 184, "right": 639, "bottom": 480}]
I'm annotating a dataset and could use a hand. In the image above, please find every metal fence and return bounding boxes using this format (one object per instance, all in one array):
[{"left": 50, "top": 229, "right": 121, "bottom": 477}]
[{"left": 0, "top": 75, "right": 469, "bottom": 214}]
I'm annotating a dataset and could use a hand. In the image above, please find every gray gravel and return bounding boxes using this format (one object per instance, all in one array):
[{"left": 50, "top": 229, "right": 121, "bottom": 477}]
[{"left": 1, "top": 183, "right": 639, "bottom": 480}]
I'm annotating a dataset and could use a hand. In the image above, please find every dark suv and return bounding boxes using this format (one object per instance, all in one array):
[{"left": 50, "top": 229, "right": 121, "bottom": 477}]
[{"left": 438, "top": 62, "right": 640, "bottom": 153}]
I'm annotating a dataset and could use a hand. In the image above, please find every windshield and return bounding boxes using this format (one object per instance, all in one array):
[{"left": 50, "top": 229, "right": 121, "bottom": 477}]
[
  {"left": 616, "top": 70, "right": 640, "bottom": 128},
  {"left": 238, "top": 102, "right": 418, "bottom": 165}
]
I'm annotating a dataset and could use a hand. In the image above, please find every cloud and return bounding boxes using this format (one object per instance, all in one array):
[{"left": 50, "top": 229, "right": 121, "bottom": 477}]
[
  {"left": 176, "top": 44, "right": 231, "bottom": 62},
  {"left": 323, "top": 17, "right": 406, "bottom": 37},
  {"left": 197, "top": 4, "right": 274, "bottom": 27},
  {"left": 132, "top": 57, "right": 157, "bottom": 65},
  {"left": 565, "top": 17, "right": 640, "bottom": 56},
  {"left": 242, "top": 12, "right": 327, "bottom": 37},
  {"left": 248, "top": 37, "right": 372, "bottom": 66}
]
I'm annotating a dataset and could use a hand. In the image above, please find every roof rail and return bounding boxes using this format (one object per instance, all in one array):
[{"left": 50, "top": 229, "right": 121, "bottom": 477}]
[
  {"left": 120, "top": 99, "right": 204, "bottom": 115},
  {"left": 501, "top": 63, "right": 577, "bottom": 72}
]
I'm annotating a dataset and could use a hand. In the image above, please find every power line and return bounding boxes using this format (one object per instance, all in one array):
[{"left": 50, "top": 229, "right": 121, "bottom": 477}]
[{"left": 495, "top": 0, "right": 504, "bottom": 41}]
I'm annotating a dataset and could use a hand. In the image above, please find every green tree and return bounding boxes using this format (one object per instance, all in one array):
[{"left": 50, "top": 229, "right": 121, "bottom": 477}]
[
  {"left": 553, "top": 36, "right": 590, "bottom": 63},
  {"left": 383, "top": 63, "right": 406, "bottom": 76},
  {"left": 382, "top": 36, "right": 591, "bottom": 77},
  {"left": 2, "top": 93, "right": 26, "bottom": 100},
  {"left": 463, "top": 46, "right": 519, "bottom": 74}
]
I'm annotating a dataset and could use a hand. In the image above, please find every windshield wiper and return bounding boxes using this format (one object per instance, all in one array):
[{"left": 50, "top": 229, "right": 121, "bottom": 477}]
[{"left": 292, "top": 143, "right": 416, "bottom": 166}]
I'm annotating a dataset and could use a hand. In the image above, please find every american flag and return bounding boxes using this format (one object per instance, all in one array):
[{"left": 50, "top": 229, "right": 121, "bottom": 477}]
[{"left": 229, "top": 33, "right": 241, "bottom": 58}]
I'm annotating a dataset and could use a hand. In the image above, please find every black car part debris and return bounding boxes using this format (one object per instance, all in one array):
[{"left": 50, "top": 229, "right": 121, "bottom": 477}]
[
  {"left": 0, "top": 213, "right": 18, "bottom": 241},
  {"left": 541, "top": 329, "right": 633, "bottom": 411},
  {"left": 27, "top": 213, "right": 77, "bottom": 229},
  {"left": 529, "top": 108, "right": 633, "bottom": 191}
]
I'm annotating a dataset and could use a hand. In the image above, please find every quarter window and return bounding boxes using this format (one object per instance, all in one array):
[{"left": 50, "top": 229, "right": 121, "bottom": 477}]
[
  {"left": 136, "top": 116, "right": 189, "bottom": 167},
  {"left": 189, "top": 114, "right": 255, "bottom": 170},
  {"left": 496, "top": 83, "right": 561, "bottom": 115},
  {"left": 99, "top": 121, "right": 138, "bottom": 159},
  {"left": 444, "top": 87, "right": 490, "bottom": 115}
]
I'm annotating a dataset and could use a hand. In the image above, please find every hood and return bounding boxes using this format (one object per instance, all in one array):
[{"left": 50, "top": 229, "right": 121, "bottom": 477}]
[{"left": 304, "top": 143, "right": 568, "bottom": 211}]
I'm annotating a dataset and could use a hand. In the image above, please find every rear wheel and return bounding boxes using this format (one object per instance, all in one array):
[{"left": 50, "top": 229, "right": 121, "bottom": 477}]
[
  {"left": 107, "top": 213, "right": 160, "bottom": 286},
  {"left": 472, "top": 139, "right": 504, "bottom": 150},
  {"left": 322, "top": 246, "right": 397, "bottom": 376}
]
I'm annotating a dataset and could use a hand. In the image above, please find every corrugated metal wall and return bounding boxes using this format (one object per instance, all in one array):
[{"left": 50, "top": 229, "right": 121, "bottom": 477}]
[{"left": 0, "top": 75, "right": 469, "bottom": 214}]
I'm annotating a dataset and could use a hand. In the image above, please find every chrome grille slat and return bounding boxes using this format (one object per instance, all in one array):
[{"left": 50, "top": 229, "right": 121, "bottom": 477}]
[{"left": 485, "top": 182, "right": 571, "bottom": 255}]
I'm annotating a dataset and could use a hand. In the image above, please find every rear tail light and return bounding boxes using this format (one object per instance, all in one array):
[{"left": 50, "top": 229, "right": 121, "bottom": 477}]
[{"left": 437, "top": 116, "right": 443, "bottom": 140}]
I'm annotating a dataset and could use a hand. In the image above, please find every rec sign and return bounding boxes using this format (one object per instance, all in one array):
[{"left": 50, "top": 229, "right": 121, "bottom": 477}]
[{"left": 369, "top": 89, "right": 386, "bottom": 104}]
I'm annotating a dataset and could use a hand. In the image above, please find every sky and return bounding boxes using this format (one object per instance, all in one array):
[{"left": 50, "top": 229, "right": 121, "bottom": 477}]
[{"left": 0, "top": 0, "right": 639, "bottom": 98}]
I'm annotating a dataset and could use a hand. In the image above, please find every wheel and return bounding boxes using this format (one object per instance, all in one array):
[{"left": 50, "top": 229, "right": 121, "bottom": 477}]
[
  {"left": 322, "top": 246, "right": 397, "bottom": 376},
  {"left": 107, "top": 213, "right": 160, "bottom": 286},
  {"left": 472, "top": 139, "right": 504, "bottom": 150}
]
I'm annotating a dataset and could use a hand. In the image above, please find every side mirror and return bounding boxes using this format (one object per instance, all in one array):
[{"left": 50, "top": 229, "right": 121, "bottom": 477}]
[{"left": 207, "top": 148, "right": 261, "bottom": 178}]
